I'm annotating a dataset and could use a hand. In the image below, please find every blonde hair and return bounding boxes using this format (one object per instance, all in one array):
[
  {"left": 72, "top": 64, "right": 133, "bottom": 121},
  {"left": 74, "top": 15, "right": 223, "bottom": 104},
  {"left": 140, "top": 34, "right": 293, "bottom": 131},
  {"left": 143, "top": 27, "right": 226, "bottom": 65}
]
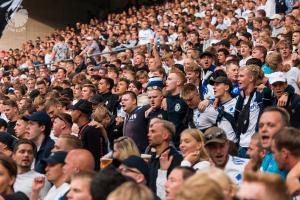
[
  {"left": 174, "top": 173, "right": 224, "bottom": 200},
  {"left": 92, "top": 105, "right": 110, "bottom": 123},
  {"left": 197, "top": 168, "right": 237, "bottom": 199},
  {"left": 242, "top": 64, "right": 264, "bottom": 85},
  {"left": 181, "top": 129, "right": 210, "bottom": 161},
  {"left": 107, "top": 182, "right": 153, "bottom": 200},
  {"left": 113, "top": 136, "right": 140, "bottom": 160},
  {"left": 265, "top": 51, "right": 282, "bottom": 71}
]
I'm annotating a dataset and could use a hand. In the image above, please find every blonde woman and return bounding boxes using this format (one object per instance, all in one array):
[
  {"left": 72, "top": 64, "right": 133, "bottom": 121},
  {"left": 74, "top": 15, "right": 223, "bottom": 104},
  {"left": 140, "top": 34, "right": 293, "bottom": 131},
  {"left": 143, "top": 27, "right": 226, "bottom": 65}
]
[
  {"left": 178, "top": 128, "right": 211, "bottom": 170},
  {"left": 113, "top": 136, "right": 140, "bottom": 161}
]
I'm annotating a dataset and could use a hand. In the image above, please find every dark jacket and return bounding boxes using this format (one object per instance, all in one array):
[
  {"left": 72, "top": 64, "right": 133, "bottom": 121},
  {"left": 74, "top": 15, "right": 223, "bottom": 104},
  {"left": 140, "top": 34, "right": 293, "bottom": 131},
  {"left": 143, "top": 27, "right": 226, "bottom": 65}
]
[
  {"left": 272, "top": 93, "right": 300, "bottom": 128},
  {"left": 148, "top": 146, "right": 183, "bottom": 194},
  {"left": 79, "top": 124, "right": 107, "bottom": 171},
  {"left": 96, "top": 92, "right": 119, "bottom": 115},
  {"left": 34, "top": 136, "right": 54, "bottom": 174}
]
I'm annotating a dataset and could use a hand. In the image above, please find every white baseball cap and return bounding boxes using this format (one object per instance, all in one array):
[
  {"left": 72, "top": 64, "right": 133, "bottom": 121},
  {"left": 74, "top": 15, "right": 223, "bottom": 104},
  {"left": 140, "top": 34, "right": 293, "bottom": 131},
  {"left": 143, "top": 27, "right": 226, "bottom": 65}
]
[
  {"left": 270, "top": 14, "right": 282, "bottom": 20},
  {"left": 268, "top": 72, "right": 287, "bottom": 85}
]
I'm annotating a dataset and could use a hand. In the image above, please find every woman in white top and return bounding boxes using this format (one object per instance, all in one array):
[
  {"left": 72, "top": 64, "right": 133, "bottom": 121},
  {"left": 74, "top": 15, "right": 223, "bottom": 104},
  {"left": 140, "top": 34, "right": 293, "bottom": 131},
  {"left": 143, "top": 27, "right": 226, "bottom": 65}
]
[{"left": 179, "top": 128, "right": 211, "bottom": 170}]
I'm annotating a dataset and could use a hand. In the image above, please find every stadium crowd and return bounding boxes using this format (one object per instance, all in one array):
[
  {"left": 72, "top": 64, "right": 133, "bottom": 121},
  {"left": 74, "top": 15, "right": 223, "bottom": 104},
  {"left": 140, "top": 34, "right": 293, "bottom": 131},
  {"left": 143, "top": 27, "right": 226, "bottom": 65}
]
[{"left": 0, "top": 0, "right": 300, "bottom": 199}]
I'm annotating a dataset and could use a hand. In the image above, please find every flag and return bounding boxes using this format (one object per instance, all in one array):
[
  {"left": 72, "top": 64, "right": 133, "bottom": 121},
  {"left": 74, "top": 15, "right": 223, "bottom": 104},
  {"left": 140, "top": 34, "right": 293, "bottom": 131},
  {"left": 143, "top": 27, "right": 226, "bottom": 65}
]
[{"left": 0, "top": 0, "right": 23, "bottom": 37}]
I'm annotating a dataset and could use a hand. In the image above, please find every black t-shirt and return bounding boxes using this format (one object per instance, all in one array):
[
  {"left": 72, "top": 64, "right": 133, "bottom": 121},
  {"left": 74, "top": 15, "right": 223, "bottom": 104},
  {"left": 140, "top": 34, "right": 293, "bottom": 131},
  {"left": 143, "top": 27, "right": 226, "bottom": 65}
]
[
  {"left": 79, "top": 124, "right": 107, "bottom": 170},
  {"left": 3, "top": 191, "right": 29, "bottom": 200}
]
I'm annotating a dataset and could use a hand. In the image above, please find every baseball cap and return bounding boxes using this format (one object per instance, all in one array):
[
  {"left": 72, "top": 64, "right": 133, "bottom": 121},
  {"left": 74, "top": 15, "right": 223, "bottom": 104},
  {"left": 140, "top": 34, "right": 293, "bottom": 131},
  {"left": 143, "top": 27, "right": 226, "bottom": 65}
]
[
  {"left": 23, "top": 112, "right": 52, "bottom": 129},
  {"left": 200, "top": 51, "right": 214, "bottom": 58},
  {"left": 86, "top": 36, "right": 94, "bottom": 41},
  {"left": 69, "top": 99, "right": 93, "bottom": 115},
  {"left": 44, "top": 151, "right": 67, "bottom": 165},
  {"left": 0, "top": 118, "right": 7, "bottom": 129},
  {"left": 121, "top": 156, "right": 149, "bottom": 182},
  {"left": 147, "top": 76, "right": 164, "bottom": 89},
  {"left": 210, "top": 76, "right": 233, "bottom": 91},
  {"left": 270, "top": 14, "right": 282, "bottom": 20},
  {"left": 204, "top": 127, "right": 227, "bottom": 145},
  {"left": 268, "top": 72, "right": 287, "bottom": 85},
  {"left": 0, "top": 132, "right": 17, "bottom": 151}
]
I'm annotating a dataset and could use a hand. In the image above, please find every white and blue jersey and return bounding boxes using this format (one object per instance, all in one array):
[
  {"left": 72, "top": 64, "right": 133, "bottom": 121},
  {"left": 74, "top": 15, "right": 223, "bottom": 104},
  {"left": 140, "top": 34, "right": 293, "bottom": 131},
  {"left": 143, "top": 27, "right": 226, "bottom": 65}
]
[{"left": 225, "top": 155, "right": 248, "bottom": 184}]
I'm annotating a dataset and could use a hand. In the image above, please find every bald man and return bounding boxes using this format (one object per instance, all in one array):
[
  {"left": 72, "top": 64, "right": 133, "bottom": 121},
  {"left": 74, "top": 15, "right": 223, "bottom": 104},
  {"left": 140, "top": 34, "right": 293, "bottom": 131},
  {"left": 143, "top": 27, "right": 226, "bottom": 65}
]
[{"left": 63, "top": 149, "right": 95, "bottom": 182}]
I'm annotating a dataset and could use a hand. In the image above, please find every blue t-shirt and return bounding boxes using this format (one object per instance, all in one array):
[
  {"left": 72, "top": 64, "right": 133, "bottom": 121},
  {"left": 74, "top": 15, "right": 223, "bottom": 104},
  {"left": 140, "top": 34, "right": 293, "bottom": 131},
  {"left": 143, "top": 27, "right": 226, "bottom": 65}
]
[
  {"left": 261, "top": 64, "right": 272, "bottom": 75},
  {"left": 260, "top": 151, "right": 287, "bottom": 179}
]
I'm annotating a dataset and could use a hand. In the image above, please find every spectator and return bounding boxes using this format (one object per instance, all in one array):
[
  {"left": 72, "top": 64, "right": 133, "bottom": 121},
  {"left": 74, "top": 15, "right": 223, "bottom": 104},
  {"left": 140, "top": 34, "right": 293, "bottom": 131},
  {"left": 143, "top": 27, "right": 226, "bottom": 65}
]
[
  {"left": 112, "top": 136, "right": 140, "bottom": 161},
  {"left": 119, "top": 155, "right": 149, "bottom": 184},
  {"left": 90, "top": 169, "right": 128, "bottom": 200},
  {"left": 204, "top": 127, "right": 248, "bottom": 184},
  {"left": 14, "top": 117, "right": 29, "bottom": 139},
  {"left": 122, "top": 91, "right": 149, "bottom": 152},
  {"left": 12, "top": 139, "right": 51, "bottom": 199},
  {"left": 3, "top": 99, "right": 19, "bottom": 136},
  {"left": 107, "top": 182, "right": 154, "bottom": 200},
  {"left": 52, "top": 112, "right": 73, "bottom": 138},
  {"left": 23, "top": 112, "right": 54, "bottom": 174},
  {"left": 70, "top": 99, "right": 107, "bottom": 170},
  {"left": 67, "top": 171, "right": 95, "bottom": 200},
  {"left": 147, "top": 118, "right": 182, "bottom": 197},
  {"left": 31, "top": 151, "right": 69, "bottom": 200},
  {"left": 52, "top": 134, "right": 83, "bottom": 152},
  {"left": 235, "top": 172, "right": 290, "bottom": 200},
  {"left": 174, "top": 173, "right": 224, "bottom": 200},
  {"left": 259, "top": 106, "right": 290, "bottom": 178},
  {"left": 0, "top": 154, "right": 29, "bottom": 200}
]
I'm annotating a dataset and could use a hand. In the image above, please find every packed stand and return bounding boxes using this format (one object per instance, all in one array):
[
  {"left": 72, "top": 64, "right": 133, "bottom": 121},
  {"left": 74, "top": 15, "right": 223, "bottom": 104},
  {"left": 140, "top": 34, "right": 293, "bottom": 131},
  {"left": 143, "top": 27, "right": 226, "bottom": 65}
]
[{"left": 0, "top": 0, "right": 300, "bottom": 199}]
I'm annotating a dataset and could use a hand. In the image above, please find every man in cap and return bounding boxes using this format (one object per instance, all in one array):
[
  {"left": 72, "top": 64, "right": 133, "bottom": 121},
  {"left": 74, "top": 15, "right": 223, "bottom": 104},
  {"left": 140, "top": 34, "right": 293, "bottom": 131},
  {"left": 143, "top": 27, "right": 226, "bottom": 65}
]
[
  {"left": 119, "top": 155, "right": 149, "bottom": 185},
  {"left": 31, "top": 151, "right": 69, "bottom": 200},
  {"left": 204, "top": 127, "right": 248, "bottom": 184},
  {"left": 0, "top": 131, "right": 17, "bottom": 157},
  {"left": 212, "top": 76, "right": 238, "bottom": 144},
  {"left": 52, "top": 112, "right": 73, "bottom": 138},
  {"left": 199, "top": 51, "right": 216, "bottom": 100},
  {"left": 269, "top": 72, "right": 300, "bottom": 128},
  {"left": 270, "top": 14, "right": 284, "bottom": 37},
  {"left": 23, "top": 112, "right": 54, "bottom": 174},
  {"left": 70, "top": 99, "right": 107, "bottom": 170}
]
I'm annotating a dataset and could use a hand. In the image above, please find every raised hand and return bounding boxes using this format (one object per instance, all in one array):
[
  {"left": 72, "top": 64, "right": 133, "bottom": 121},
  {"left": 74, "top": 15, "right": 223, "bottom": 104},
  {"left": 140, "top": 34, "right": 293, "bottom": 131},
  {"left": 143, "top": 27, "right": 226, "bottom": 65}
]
[{"left": 159, "top": 149, "right": 173, "bottom": 170}]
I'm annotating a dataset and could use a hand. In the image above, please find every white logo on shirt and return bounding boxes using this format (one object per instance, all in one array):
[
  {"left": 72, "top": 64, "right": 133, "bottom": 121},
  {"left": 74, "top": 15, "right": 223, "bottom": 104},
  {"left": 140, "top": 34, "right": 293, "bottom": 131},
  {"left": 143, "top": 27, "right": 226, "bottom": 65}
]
[{"left": 175, "top": 103, "right": 181, "bottom": 112}]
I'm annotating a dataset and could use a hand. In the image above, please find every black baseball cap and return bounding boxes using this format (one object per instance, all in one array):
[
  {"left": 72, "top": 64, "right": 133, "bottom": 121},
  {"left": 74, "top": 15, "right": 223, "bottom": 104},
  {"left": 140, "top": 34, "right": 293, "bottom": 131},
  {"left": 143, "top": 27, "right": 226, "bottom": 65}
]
[
  {"left": 23, "top": 112, "right": 52, "bottom": 128},
  {"left": 69, "top": 99, "right": 93, "bottom": 115},
  {"left": 210, "top": 76, "right": 233, "bottom": 91},
  {"left": 200, "top": 51, "right": 214, "bottom": 58},
  {"left": 44, "top": 151, "right": 67, "bottom": 165},
  {"left": 0, "top": 132, "right": 17, "bottom": 151},
  {"left": 121, "top": 156, "right": 149, "bottom": 182}
]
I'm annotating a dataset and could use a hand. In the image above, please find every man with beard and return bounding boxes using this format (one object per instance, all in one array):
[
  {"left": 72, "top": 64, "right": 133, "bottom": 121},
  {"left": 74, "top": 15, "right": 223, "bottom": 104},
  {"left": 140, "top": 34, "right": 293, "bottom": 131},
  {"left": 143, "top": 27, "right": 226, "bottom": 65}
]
[
  {"left": 204, "top": 127, "right": 248, "bottom": 184},
  {"left": 13, "top": 139, "right": 51, "bottom": 199},
  {"left": 147, "top": 118, "right": 182, "bottom": 198}
]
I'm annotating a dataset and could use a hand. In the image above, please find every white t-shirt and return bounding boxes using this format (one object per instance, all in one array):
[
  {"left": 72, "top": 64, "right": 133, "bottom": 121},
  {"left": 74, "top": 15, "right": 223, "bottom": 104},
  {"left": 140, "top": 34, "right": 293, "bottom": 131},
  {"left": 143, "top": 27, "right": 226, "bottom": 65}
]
[
  {"left": 239, "top": 93, "right": 260, "bottom": 148},
  {"left": 286, "top": 67, "right": 300, "bottom": 95},
  {"left": 217, "top": 98, "right": 238, "bottom": 143},
  {"left": 14, "top": 170, "right": 51, "bottom": 199},
  {"left": 44, "top": 183, "right": 70, "bottom": 200},
  {"left": 193, "top": 104, "right": 218, "bottom": 131},
  {"left": 225, "top": 155, "right": 248, "bottom": 184},
  {"left": 138, "top": 29, "right": 154, "bottom": 45}
]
